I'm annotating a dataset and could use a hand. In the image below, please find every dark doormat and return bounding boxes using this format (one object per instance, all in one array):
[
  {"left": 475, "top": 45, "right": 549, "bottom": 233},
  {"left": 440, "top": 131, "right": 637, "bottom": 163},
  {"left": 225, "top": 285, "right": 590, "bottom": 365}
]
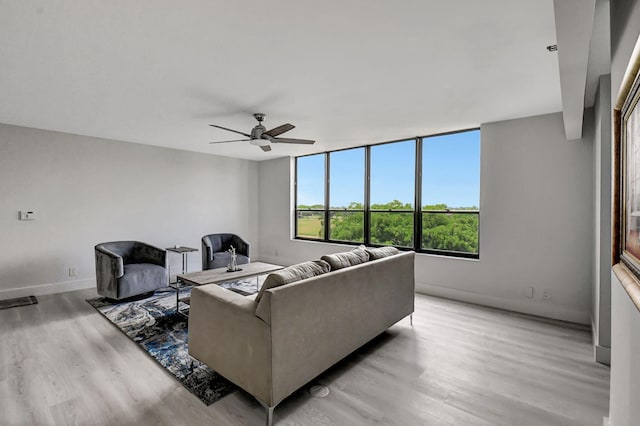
[{"left": 0, "top": 295, "right": 38, "bottom": 310}]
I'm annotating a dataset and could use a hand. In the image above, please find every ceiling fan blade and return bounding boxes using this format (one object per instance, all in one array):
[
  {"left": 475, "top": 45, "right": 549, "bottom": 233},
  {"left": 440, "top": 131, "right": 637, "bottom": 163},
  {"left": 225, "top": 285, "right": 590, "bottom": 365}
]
[
  {"left": 209, "top": 124, "right": 251, "bottom": 137},
  {"left": 209, "top": 139, "right": 251, "bottom": 144},
  {"left": 271, "top": 137, "right": 316, "bottom": 145},
  {"left": 264, "top": 123, "right": 295, "bottom": 137},
  {"left": 260, "top": 144, "right": 272, "bottom": 152}
]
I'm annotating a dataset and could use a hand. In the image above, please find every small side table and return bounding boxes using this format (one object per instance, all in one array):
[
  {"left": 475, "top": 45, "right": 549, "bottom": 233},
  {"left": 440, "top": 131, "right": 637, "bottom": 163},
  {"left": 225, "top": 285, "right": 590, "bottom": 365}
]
[
  {"left": 166, "top": 246, "right": 198, "bottom": 275},
  {"left": 166, "top": 246, "right": 198, "bottom": 316}
]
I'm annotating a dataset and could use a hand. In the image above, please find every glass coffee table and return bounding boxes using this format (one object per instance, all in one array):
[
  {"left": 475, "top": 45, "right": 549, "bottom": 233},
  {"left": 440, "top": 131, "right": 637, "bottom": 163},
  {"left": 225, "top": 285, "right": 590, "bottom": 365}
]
[{"left": 174, "top": 262, "right": 283, "bottom": 316}]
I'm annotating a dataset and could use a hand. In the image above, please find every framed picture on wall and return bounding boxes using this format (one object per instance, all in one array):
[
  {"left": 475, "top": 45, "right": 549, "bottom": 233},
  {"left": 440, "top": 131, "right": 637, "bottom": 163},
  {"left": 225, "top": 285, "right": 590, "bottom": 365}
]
[
  {"left": 615, "top": 35, "right": 640, "bottom": 294},
  {"left": 621, "top": 74, "right": 640, "bottom": 270}
]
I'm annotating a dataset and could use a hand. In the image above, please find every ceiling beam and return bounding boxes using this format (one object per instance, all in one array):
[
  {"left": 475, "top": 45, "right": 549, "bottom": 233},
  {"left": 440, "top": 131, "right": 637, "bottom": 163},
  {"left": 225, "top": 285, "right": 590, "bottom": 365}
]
[{"left": 553, "top": 0, "right": 596, "bottom": 140}]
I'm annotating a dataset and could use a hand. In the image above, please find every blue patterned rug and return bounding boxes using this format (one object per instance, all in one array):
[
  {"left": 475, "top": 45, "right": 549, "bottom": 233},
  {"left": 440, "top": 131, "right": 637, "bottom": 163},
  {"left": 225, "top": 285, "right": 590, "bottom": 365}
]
[{"left": 86, "top": 275, "right": 266, "bottom": 405}]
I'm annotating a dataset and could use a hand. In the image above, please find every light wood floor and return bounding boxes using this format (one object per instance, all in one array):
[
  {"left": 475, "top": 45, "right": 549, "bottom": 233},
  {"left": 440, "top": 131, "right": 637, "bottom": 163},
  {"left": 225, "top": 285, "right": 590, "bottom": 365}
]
[{"left": 0, "top": 289, "right": 609, "bottom": 425}]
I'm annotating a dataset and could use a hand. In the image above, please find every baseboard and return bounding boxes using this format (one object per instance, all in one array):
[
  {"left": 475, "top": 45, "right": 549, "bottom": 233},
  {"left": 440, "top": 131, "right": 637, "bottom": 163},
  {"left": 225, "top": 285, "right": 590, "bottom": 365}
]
[
  {"left": 416, "top": 281, "right": 591, "bottom": 325},
  {"left": 0, "top": 278, "right": 95, "bottom": 300},
  {"left": 595, "top": 344, "right": 611, "bottom": 366}
]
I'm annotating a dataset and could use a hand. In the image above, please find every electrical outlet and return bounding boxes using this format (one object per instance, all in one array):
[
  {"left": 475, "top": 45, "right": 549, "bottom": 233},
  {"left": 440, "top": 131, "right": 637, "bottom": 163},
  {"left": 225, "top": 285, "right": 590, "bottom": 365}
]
[
  {"left": 275, "top": 249, "right": 279, "bottom": 256},
  {"left": 525, "top": 287, "right": 534, "bottom": 298},
  {"left": 69, "top": 267, "right": 78, "bottom": 277},
  {"left": 543, "top": 289, "right": 551, "bottom": 300}
]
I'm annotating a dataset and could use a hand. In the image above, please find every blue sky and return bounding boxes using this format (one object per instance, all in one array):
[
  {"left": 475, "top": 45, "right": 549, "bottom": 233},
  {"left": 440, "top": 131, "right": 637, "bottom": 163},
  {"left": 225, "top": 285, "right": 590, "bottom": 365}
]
[{"left": 297, "top": 130, "right": 480, "bottom": 209}]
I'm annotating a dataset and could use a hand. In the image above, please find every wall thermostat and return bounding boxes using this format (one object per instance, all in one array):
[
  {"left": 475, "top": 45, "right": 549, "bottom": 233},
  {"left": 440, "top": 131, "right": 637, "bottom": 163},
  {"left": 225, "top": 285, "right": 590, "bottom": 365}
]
[{"left": 19, "top": 210, "right": 36, "bottom": 220}]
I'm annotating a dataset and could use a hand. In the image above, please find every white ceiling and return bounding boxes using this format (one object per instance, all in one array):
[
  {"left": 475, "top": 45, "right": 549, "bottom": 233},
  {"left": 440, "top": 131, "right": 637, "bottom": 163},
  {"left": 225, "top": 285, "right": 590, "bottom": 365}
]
[{"left": 0, "top": 1, "right": 566, "bottom": 161}]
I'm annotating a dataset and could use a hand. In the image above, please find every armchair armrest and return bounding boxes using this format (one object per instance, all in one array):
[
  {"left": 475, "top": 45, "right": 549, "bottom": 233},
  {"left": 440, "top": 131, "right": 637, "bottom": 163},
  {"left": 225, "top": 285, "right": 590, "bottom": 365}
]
[
  {"left": 202, "top": 236, "right": 215, "bottom": 261},
  {"left": 230, "top": 235, "right": 250, "bottom": 257},
  {"left": 95, "top": 244, "right": 125, "bottom": 299},
  {"left": 95, "top": 245, "right": 124, "bottom": 278}
]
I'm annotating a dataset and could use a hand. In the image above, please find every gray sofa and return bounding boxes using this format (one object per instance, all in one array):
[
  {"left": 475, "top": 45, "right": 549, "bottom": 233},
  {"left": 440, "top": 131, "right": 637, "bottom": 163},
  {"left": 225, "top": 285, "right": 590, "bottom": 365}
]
[
  {"left": 201, "top": 233, "right": 250, "bottom": 270},
  {"left": 188, "top": 248, "right": 415, "bottom": 425},
  {"left": 94, "top": 241, "right": 168, "bottom": 300}
]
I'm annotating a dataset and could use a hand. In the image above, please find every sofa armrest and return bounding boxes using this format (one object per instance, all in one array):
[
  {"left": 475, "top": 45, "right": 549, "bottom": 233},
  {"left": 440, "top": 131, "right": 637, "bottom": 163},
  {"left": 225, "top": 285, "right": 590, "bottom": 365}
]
[{"left": 188, "top": 285, "right": 272, "bottom": 405}]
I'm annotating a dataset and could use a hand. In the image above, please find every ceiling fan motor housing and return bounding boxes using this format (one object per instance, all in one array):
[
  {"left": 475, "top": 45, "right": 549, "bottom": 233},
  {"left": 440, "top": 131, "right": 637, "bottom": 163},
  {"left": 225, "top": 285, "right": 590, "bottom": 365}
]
[{"left": 250, "top": 124, "right": 266, "bottom": 139}]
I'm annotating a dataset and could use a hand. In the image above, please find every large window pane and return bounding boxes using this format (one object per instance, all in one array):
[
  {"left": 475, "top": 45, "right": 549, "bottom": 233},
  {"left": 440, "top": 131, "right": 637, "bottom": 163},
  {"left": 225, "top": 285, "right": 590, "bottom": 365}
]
[
  {"left": 294, "top": 128, "right": 480, "bottom": 258},
  {"left": 370, "top": 140, "right": 415, "bottom": 210},
  {"left": 422, "top": 212, "right": 478, "bottom": 254},
  {"left": 370, "top": 212, "right": 414, "bottom": 247},
  {"left": 296, "top": 154, "right": 325, "bottom": 209},
  {"left": 329, "top": 211, "right": 364, "bottom": 242},
  {"left": 296, "top": 211, "right": 324, "bottom": 239},
  {"left": 330, "top": 148, "right": 364, "bottom": 209},
  {"left": 422, "top": 130, "right": 480, "bottom": 211}
]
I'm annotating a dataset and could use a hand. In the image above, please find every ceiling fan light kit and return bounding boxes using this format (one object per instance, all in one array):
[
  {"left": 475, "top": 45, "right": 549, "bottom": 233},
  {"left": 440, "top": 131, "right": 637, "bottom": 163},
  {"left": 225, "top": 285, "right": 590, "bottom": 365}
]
[
  {"left": 250, "top": 138, "right": 270, "bottom": 147},
  {"left": 209, "top": 113, "right": 315, "bottom": 152}
]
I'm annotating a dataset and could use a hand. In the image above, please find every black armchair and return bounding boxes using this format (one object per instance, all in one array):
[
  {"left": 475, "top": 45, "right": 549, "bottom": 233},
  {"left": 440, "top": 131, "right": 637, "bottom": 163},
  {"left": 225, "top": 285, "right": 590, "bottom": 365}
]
[
  {"left": 95, "top": 241, "right": 168, "bottom": 300},
  {"left": 201, "top": 233, "right": 250, "bottom": 270}
]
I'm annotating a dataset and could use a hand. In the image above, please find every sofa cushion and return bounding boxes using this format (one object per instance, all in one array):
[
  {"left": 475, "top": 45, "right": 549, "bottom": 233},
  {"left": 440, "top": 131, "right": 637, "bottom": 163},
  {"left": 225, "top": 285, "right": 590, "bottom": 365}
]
[
  {"left": 365, "top": 246, "right": 400, "bottom": 260},
  {"left": 320, "top": 248, "right": 369, "bottom": 270},
  {"left": 254, "top": 260, "right": 331, "bottom": 303}
]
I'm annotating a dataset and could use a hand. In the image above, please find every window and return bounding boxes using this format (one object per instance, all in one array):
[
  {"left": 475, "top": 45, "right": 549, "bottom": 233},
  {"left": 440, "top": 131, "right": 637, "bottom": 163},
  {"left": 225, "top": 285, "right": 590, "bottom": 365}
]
[
  {"left": 329, "top": 148, "right": 365, "bottom": 243},
  {"left": 294, "top": 129, "right": 480, "bottom": 258},
  {"left": 295, "top": 154, "right": 325, "bottom": 239},
  {"left": 421, "top": 130, "right": 480, "bottom": 255},
  {"left": 370, "top": 140, "right": 415, "bottom": 247}
]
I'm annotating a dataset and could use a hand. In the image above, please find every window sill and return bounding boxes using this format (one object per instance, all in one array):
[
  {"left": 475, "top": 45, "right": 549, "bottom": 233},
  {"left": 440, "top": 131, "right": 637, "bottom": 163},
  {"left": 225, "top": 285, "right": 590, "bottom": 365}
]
[{"left": 613, "top": 263, "right": 640, "bottom": 312}]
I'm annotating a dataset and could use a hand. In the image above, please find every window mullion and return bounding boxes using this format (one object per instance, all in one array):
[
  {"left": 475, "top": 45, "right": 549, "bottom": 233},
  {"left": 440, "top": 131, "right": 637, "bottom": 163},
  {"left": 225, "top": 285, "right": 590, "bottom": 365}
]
[
  {"left": 414, "top": 137, "right": 422, "bottom": 251},
  {"left": 364, "top": 145, "right": 371, "bottom": 246},
  {"left": 324, "top": 152, "right": 330, "bottom": 241},
  {"left": 294, "top": 157, "right": 299, "bottom": 239}
]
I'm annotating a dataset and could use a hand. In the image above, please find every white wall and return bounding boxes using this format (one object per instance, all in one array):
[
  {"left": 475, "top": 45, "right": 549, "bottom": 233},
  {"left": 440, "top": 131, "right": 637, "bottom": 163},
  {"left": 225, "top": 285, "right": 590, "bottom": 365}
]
[
  {"left": 0, "top": 123, "right": 259, "bottom": 298},
  {"left": 609, "top": 272, "right": 640, "bottom": 426},
  {"left": 609, "top": 0, "right": 640, "bottom": 424},
  {"left": 593, "top": 74, "right": 612, "bottom": 364},
  {"left": 257, "top": 111, "right": 594, "bottom": 324}
]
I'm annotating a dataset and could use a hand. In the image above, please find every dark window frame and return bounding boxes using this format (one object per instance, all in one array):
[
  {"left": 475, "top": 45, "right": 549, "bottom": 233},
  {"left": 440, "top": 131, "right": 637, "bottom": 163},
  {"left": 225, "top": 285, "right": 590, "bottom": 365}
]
[{"left": 294, "top": 129, "right": 480, "bottom": 259}]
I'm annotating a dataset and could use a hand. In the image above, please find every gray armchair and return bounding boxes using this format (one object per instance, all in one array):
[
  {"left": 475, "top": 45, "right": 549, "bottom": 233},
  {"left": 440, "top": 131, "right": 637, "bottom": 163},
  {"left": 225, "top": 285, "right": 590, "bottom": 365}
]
[
  {"left": 95, "top": 241, "right": 168, "bottom": 300},
  {"left": 202, "top": 233, "right": 250, "bottom": 270}
]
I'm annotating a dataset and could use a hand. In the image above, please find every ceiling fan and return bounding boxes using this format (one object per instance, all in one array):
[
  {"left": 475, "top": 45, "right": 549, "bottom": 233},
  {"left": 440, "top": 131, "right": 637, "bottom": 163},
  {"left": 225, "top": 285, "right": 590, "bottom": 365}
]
[{"left": 209, "top": 113, "right": 315, "bottom": 152}]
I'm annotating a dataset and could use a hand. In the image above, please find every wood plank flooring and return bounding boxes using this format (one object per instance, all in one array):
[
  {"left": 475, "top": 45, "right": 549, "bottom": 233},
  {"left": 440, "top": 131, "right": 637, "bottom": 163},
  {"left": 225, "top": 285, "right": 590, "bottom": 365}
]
[{"left": 0, "top": 289, "right": 609, "bottom": 425}]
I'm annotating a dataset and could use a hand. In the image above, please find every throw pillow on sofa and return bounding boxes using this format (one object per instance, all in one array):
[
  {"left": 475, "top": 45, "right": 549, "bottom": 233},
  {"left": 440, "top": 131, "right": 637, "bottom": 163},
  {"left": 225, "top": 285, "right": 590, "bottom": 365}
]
[
  {"left": 364, "top": 246, "right": 400, "bottom": 260},
  {"left": 321, "top": 248, "right": 369, "bottom": 270},
  {"left": 255, "top": 259, "right": 331, "bottom": 303}
]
